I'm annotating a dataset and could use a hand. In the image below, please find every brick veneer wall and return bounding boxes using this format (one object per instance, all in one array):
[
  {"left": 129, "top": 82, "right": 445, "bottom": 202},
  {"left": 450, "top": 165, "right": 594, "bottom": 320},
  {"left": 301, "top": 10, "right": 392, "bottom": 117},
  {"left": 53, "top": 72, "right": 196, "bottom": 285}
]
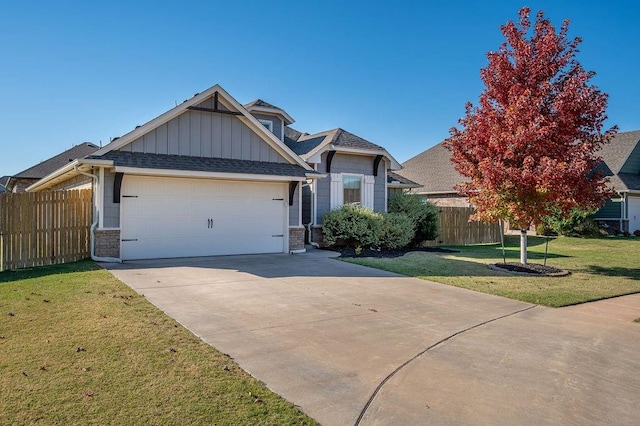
[
  {"left": 311, "top": 226, "right": 324, "bottom": 247},
  {"left": 95, "top": 229, "right": 120, "bottom": 258},
  {"left": 289, "top": 226, "right": 305, "bottom": 252}
]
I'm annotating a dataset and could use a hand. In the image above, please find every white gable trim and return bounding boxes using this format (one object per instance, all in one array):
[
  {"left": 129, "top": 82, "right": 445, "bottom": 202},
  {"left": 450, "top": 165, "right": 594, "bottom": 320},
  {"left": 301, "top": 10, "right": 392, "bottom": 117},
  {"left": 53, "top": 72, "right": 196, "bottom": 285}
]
[
  {"left": 91, "top": 84, "right": 312, "bottom": 171},
  {"left": 299, "top": 130, "right": 339, "bottom": 161},
  {"left": 245, "top": 105, "right": 295, "bottom": 125},
  {"left": 306, "top": 145, "right": 401, "bottom": 170}
]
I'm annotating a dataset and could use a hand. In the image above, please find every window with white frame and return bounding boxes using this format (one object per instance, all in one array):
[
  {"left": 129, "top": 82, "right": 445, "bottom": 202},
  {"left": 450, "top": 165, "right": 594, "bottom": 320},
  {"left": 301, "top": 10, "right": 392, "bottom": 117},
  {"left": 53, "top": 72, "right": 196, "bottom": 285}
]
[
  {"left": 330, "top": 173, "right": 375, "bottom": 210},
  {"left": 343, "top": 176, "right": 362, "bottom": 205},
  {"left": 259, "top": 119, "right": 273, "bottom": 132}
]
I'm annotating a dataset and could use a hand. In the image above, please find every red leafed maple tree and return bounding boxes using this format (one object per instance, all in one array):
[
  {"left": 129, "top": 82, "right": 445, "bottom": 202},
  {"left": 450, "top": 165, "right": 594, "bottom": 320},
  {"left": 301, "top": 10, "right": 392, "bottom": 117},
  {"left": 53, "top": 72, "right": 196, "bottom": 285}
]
[{"left": 445, "top": 7, "right": 617, "bottom": 264}]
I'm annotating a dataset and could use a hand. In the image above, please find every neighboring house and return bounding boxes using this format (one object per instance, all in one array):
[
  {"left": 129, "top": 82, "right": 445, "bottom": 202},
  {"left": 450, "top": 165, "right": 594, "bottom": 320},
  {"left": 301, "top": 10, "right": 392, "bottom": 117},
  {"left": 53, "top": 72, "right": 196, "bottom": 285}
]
[
  {"left": 399, "top": 130, "right": 640, "bottom": 233},
  {"left": 0, "top": 176, "right": 9, "bottom": 193},
  {"left": 28, "top": 84, "right": 409, "bottom": 261},
  {"left": 4, "top": 143, "right": 99, "bottom": 193},
  {"left": 592, "top": 130, "right": 640, "bottom": 233},
  {"left": 397, "top": 142, "right": 470, "bottom": 207}
]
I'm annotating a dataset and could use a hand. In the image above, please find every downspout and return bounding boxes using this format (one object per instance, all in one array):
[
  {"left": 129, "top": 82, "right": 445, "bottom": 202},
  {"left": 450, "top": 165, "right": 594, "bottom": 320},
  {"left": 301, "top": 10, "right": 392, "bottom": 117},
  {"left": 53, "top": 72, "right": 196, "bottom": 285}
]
[
  {"left": 75, "top": 165, "right": 121, "bottom": 263},
  {"left": 306, "top": 222, "right": 319, "bottom": 248}
]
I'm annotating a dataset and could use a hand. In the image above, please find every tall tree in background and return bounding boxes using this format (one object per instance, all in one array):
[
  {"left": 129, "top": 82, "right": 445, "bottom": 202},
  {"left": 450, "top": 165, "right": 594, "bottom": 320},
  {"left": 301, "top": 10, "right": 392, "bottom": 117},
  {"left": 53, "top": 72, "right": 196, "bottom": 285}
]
[{"left": 446, "top": 7, "right": 616, "bottom": 264}]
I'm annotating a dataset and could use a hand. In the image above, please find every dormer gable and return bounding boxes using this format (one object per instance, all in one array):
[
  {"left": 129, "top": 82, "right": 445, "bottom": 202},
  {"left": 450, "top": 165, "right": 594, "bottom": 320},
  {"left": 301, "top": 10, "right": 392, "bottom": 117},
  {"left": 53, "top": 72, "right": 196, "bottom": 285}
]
[{"left": 244, "top": 99, "right": 294, "bottom": 143}]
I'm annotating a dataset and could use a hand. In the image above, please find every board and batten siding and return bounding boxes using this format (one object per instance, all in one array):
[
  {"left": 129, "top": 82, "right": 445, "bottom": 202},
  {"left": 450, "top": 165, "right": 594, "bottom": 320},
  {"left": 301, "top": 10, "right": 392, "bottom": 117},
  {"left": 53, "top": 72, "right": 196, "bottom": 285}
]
[
  {"left": 251, "top": 113, "right": 283, "bottom": 141},
  {"left": 289, "top": 184, "right": 300, "bottom": 226},
  {"left": 620, "top": 142, "right": 640, "bottom": 174},
  {"left": 119, "top": 99, "right": 287, "bottom": 164},
  {"left": 315, "top": 152, "right": 387, "bottom": 224},
  {"left": 593, "top": 197, "right": 624, "bottom": 219},
  {"left": 102, "top": 170, "right": 120, "bottom": 228}
]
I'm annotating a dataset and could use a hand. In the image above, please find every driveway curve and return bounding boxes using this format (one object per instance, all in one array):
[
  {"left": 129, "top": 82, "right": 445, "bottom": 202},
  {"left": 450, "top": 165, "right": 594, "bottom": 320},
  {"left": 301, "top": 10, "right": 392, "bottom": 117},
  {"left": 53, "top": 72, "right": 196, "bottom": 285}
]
[{"left": 105, "top": 250, "right": 640, "bottom": 425}]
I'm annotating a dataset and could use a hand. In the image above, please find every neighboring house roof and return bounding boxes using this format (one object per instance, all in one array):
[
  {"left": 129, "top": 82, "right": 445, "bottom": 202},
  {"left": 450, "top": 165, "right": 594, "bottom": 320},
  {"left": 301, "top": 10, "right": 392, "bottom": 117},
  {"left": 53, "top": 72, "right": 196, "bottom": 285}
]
[
  {"left": 6, "top": 142, "right": 99, "bottom": 191},
  {"left": 12, "top": 142, "right": 99, "bottom": 179},
  {"left": 597, "top": 130, "right": 640, "bottom": 192},
  {"left": 398, "top": 141, "right": 465, "bottom": 195},
  {"left": 400, "top": 130, "right": 640, "bottom": 197},
  {"left": 0, "top": 175, "right": 9, "bottom": 193},
  {"left": 91, "top": 151, "right": 314, "bottom": 178},
  {"left": 387, "top": 171, "right": 421, "bottom": 189},
  {"left": 598, "top": 130, "right": 640, "bottom": 174},
  {"left": 284, "top": 126, "right": 401, "bottom": 169}
]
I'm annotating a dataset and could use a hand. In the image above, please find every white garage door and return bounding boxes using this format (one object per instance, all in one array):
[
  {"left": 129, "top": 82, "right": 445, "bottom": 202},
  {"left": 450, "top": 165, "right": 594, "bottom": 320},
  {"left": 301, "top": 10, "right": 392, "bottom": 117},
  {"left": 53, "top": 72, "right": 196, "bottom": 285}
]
[
  {"left": 629, "top": 196, "right": 640, "bottom": 234},
  {"left": 120, "top": 175, "right": 287, "bottom": 260}
]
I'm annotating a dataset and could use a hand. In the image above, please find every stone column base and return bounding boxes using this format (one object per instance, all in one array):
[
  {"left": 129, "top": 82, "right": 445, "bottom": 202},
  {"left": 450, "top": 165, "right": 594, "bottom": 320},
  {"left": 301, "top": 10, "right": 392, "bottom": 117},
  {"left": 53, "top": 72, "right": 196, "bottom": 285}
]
[
  {"left": 289, "top": 226, "right": 306, "bottom": 253},
  {"left": 311, "top": 226, "right": 324, "bottom": 248},
  {"left": 95, "top": 228, "right": 120, "bottom": 258}
]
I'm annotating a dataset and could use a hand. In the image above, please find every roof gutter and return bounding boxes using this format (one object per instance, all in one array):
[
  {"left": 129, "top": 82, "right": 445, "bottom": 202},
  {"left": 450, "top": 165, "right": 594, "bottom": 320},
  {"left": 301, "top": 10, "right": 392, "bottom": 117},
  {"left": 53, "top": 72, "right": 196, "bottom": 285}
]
[{"left": 25, "top": 159, "right": 114, "bottom": 192}]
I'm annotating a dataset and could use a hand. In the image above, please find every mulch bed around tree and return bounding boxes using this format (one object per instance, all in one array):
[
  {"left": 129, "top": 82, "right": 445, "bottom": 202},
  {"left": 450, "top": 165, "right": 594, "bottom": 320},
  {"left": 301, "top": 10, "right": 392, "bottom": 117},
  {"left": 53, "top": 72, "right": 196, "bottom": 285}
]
[
  {"left": 489, "top": 262, "right": 570, "bottom": 277},
  {"left": 332, "top": 247, "right": 459, "bottom": 259}
]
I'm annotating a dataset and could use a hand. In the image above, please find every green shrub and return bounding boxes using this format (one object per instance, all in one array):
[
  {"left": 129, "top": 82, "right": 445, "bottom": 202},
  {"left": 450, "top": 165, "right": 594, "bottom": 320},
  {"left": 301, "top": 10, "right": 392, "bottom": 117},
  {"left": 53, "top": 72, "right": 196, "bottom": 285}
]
[
  {"left": 388, "top": 193, "right": 438, "bottom": 245},
  {"left": 541, "top": 207, "right": 601, "bottom": 237},
  {"left": 322, "top": 205, "right": 382, "bottom": 247},
  {"left": 535, "top": 223, "right": 551, "bottom": 236},
  {"left": 378, "top": 213, "right": 414, "bottom": 249}
]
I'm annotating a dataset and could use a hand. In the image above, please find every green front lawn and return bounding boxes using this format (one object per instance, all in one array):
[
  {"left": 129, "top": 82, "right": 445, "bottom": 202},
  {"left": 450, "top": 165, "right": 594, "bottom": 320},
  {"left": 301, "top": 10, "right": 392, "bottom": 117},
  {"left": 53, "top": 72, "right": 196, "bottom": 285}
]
[
  {"left": 343, "top": 236, "right": 640, "bottom": 307},
  {"left": 0, "top": 261, "right": 317, "bottom": 425}
]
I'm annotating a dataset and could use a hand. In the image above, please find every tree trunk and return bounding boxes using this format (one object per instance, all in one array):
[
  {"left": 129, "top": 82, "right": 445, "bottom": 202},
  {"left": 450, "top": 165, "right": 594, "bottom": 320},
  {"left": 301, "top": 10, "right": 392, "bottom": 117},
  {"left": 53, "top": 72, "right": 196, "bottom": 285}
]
[{"left": 520, "top": 229, "right": 528, "bottom": 264}]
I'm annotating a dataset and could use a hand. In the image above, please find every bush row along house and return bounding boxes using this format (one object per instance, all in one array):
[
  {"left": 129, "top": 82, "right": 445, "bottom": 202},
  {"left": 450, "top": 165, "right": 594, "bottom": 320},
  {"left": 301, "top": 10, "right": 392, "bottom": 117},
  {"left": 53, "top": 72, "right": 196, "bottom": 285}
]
[
  {"left": 19, "top": 84, "right": 420, "bottom": 261},
  {"left": 397, "top": 130, "right": 640, "bottom": 233}
]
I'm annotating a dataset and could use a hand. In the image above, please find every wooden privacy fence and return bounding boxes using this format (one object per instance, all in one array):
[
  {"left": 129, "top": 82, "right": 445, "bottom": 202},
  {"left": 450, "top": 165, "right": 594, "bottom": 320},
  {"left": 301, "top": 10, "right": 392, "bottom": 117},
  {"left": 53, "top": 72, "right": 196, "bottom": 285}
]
[
  {"left": 0, "top": 189, "right": 92, "bottom": 271},
  {"left": 430, "top": 206, "right": 501, "bottom": 246}
]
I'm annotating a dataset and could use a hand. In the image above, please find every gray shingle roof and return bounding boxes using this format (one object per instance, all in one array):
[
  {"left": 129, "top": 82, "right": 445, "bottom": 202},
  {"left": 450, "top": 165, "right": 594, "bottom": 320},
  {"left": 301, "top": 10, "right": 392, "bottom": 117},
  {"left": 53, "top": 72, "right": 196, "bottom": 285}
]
[
  {"left": 333, "top": 128, "right": 385, "bottom": 151},
  {"left": 387, "top": 171, "right": 421, "bottom": 188},
  {"left": 284, "top": 126, "right": 304, "bottom": 142},
  {"left": 13, "top": 142, "right": 99, "bottom": 179},
  {"left": 285, "top": 131, "right": 328, "bottom": 156},
  {"left": 91, "top": 151, "right": 318, "bottom": 178},
  {"left": 398, "top": 141, "right": 465, "bottom": 194},
  {"left": 400, "top": 130, "right": 640, "bottom": 194},
  {"left": 610, "top": 172, "right": 640, "bottom": 192},
  {"left": 285, "top": 127, "right": 385, "bottom": 157},
  {"left": 243, "top": 99, "right": 282, "bottom": 110},
  {"left": 598, "top": 130, "right": 640, "bottom": 174},
  {"left": 0, "top": 175, "right": 9, "bottom": 190}
]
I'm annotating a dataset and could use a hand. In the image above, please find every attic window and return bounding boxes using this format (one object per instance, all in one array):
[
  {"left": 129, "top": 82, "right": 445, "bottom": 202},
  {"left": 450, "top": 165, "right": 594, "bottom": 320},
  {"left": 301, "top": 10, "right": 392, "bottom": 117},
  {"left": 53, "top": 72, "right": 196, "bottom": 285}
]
[{"left": 259, "top": 119, "right": 273, "bottom": 132}]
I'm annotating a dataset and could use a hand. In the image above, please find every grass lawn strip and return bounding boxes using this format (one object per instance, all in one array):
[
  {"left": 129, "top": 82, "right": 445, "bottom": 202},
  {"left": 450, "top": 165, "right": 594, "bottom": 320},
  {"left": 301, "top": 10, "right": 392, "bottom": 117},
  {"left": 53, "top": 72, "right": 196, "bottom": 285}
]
[
  {"left": 0, "top": 261, "right": 317, "bottom": 425},
  {"left": 343, "top": 236, "right": 640, "bottom": 307}
]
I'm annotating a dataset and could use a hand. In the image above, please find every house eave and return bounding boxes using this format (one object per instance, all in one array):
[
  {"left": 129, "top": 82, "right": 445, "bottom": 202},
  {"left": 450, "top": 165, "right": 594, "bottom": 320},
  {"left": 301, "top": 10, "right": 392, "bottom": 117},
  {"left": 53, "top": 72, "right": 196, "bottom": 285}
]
[
  {"left": 114, "top": 166, "right": 310, "bottom": 182},
  {"left": 245, "top": 105, "right": 295, "bottom": 125},
  {"left": 388, "top": 182, "right": 423, "bottom": 189},
  {"left": 26, "top": 159, "right": 114, "bottom": 192},
  {"left": 305, "top": 145, "right": 402, "bottom": 170}
]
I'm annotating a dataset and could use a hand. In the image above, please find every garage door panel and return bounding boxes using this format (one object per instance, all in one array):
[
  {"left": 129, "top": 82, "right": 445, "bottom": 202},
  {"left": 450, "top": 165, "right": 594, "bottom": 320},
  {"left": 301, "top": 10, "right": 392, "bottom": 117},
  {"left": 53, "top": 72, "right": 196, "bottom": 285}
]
[{"left": 120, "top": 176, "right": 287, "bottom": 260}]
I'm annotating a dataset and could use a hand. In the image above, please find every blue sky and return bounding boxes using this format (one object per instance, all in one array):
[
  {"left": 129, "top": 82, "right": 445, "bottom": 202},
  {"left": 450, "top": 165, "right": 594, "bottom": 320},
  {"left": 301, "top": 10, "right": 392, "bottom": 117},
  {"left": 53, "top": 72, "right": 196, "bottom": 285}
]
[{"left": 1, "top": 0, "right": 638, "bottom": 176}]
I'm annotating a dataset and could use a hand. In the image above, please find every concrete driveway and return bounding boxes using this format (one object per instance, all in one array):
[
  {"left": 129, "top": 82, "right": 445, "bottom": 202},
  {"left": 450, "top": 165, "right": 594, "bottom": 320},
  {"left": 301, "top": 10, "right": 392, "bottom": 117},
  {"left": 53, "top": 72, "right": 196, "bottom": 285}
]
[{"left": 105, "top": 250, "right": 640, "bottom": 425}]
